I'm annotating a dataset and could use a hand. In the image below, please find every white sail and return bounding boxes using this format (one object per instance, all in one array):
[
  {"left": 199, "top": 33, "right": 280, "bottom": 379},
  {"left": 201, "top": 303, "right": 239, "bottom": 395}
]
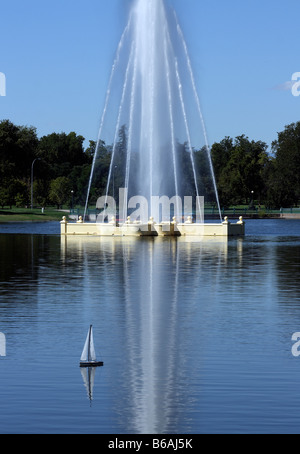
[
  {"left": 80, "top": 328, "right": 90, "bottom": 362},
  {"left": 81, "top": 325, "right": 97, "bottom": 362},
  {"left": 89, "top": 327, "right": 97, "bottom": 361}
]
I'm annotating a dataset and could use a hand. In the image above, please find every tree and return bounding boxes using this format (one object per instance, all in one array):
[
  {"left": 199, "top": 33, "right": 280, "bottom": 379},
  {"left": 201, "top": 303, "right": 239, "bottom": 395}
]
[
  {"left": 269, "top": 122, "right": 300, "bottom": 207},
  {"left": 210, "top": 137, "right": 233, "bottom": 183},
  {"left": 37, "top": 131, "right": 91, "bottom": 206},
  {"left": 85, "top": 140, "right": 97, "bottom": 163},
  {"left": 38, "top": 131, "right": 87, "bottom": 179},
  {"left": 110, "top": 125, "right": 127, "bottom": 193},
  {"left": 211, "top": 135, "right": 269, "bottom": 207},
  {"left": 0, "top": 120, "right": 39, "bottom": 208},
  {"left": 49, "top": 177, "right": 72, "bottom": 209},
  {"left": 0, "top": 187, "right": 9, "bottom": 208},
  {"left": 86, "top": 139, "right": 111, "bottom": 204},
  {"left": 0, "top": 120, "right": 38, "bottom": 181}
]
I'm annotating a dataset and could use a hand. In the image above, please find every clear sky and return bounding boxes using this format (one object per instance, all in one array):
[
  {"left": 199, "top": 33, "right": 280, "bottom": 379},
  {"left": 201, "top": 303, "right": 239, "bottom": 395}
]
[{"left": 0, "top": 0, "right": 299, "bottom": 151}]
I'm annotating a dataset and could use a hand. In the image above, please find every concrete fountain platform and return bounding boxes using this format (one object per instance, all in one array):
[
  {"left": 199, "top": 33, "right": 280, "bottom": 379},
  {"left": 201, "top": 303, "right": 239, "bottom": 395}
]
[{"left": 60, "top": 216, "right": 245, "bottom": 237}]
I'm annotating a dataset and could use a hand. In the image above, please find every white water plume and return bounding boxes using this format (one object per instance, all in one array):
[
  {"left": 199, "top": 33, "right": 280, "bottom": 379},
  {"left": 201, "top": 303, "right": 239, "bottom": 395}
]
[{"left": 85, "top": 0, "right": 222, "bottom": 223}]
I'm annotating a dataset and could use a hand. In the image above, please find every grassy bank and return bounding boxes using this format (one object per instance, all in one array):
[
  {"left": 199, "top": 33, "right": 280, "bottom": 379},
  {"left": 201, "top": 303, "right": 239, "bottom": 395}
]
[{"left": 0, "top": 208, "right": 68, "bottom": 222}]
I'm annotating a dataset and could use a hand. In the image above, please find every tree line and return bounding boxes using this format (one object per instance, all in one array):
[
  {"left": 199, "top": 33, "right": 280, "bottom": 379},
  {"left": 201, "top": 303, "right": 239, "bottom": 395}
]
[
  {"left": 0, "top": 120, "right": 96, "bottom": 209},
  {"left": 0, "top": 118, "right": 299, "bottom": 209}
]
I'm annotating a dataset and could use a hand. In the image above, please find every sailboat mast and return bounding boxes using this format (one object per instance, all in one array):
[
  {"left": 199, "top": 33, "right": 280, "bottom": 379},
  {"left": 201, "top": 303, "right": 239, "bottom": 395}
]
[{"left": 88, "top": 325, "right": 92, "bottom": 362}]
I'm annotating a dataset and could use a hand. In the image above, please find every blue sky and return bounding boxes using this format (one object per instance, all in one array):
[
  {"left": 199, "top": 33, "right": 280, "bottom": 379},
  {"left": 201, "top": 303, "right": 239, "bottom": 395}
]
[{"left": 0, "top": 0, "right": 299, "bottom": 151}]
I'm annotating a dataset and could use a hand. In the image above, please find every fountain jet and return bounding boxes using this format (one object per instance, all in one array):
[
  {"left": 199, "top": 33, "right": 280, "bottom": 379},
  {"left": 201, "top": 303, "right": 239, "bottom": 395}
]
[{"left": 84, "top": 0, "right": 222, "bottom": 224}]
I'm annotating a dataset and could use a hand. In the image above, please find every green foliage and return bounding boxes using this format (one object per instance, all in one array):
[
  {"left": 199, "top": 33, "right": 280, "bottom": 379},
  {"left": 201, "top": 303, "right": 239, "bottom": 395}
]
[
  {"left": 211, "top": 135, "right": 269, "bottom": 207},
  {"left": 49, "top": 177, "right": 72, "bottom": 209},
  {"left": 269, "top": 122, "right": 300, "bottom": 207},
  {"left": 0, "top": 187, "right": 10, "bottom": 208},
  {"left": 9, "top": 180, "right": 29, "bottom": 207},
  {"left": 0, "top": 118, "right": 300, "bottom": 210},
  {"left": 0, "top": 120, "right": 93, "bottom": 208},
  {"left": 88, "top": 139, "right": 111, "bottom": 204},
  {"left": 0, "top": 120, "right": 38, "bottom": 181}
]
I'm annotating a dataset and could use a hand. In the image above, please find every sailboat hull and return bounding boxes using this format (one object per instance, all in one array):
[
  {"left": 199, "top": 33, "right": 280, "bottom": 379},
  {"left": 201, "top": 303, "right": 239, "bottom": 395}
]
[{"left": 80, "top": 361, "right": 104, "bottom": 368}]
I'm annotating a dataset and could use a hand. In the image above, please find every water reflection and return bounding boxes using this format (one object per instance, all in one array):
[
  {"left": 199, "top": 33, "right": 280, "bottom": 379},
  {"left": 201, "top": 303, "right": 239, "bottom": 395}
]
[
  {"left": 1, "top": 226, "right": 300, "bottom": 433},
  {"left": 0, "top": 235, "right": 57, "bottom": 342},
  {"left": 60, "top": 233, "right": 300, "bottom": 434},
  {"left": 275, "top": 243, "right": 300, "bottom": 299},
  {"left": 61, "top": 236, "right": 233, "bottom": 433},
  {"left": 81, "top": 367, "right": 97, "bottom": 405}
]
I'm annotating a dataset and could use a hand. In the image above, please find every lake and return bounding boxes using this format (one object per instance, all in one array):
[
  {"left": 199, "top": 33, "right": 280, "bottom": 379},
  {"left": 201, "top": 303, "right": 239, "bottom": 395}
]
[{"left": 0, "top": 218, "right": 300, "bottom": 434}]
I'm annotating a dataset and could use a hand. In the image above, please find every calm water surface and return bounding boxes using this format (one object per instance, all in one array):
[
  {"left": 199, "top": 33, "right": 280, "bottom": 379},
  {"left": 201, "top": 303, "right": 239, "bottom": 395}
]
[{"left": 0, "top": 219, "right": 300, "bottom": 434}]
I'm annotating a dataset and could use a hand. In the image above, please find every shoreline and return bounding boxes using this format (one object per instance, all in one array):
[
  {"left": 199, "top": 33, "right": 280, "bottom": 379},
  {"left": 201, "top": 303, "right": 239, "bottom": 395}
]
[
  {"left": 1, "top": 215, "right": 299, "bottom": 224},
  {"left": 0, "top": 210, "right": 65, "bottom": 223},
  {"left": 0, "top": 211, "right": 299, "bottom": 224}
]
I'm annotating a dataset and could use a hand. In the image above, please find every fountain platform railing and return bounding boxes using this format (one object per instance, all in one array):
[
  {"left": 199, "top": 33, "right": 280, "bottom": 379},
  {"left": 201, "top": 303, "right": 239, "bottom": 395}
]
[{"left": 60, "top": 216, "right": 245, "bottom": 237}]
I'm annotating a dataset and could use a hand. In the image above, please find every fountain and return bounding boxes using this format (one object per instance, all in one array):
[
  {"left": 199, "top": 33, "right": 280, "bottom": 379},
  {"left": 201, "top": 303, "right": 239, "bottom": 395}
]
[{"left": 61, "top": 0, "right": 244, "bottom": 237}]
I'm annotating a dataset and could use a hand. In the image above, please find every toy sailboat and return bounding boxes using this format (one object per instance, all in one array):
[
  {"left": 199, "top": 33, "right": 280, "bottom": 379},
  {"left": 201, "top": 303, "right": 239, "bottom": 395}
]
[{"left": 80, "top": 325, "right": 103, "bottom": 368}]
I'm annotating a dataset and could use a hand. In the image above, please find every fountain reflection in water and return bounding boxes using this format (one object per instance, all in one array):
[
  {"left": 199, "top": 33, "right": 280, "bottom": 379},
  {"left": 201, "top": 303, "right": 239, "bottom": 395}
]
[
  {"left": 61, "top": 235, "right": 229, "bottom": 433},
  {"left": 84, "top": 0, "right": 222, "bottom": 223}
]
